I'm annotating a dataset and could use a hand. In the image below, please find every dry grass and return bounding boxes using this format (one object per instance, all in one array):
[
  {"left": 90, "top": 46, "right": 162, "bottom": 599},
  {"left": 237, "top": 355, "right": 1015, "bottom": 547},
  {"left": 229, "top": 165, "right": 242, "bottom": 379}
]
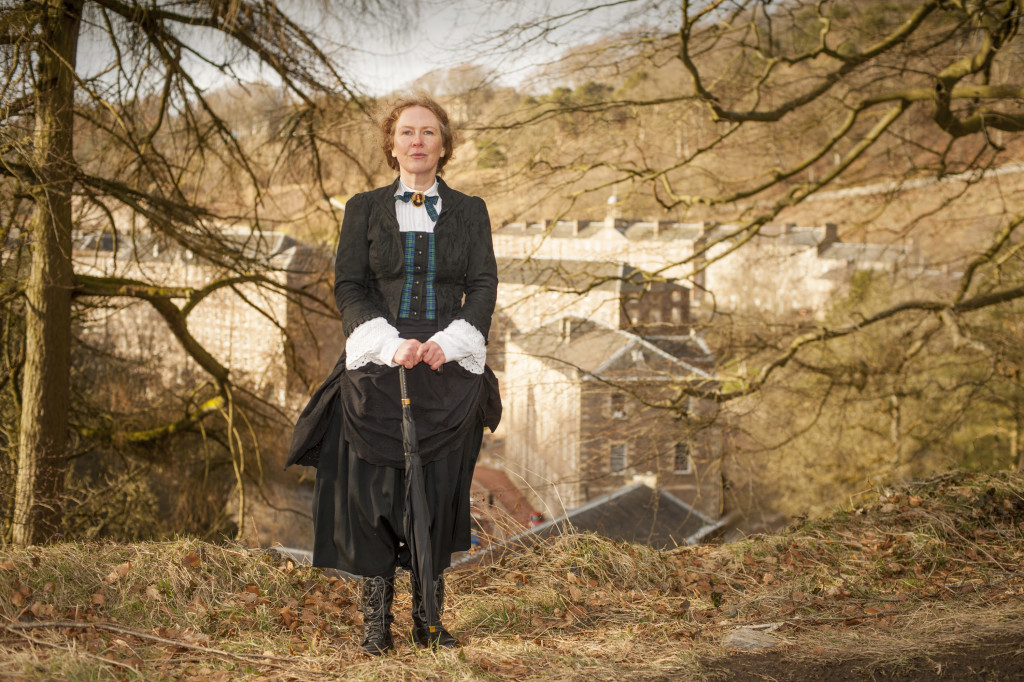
[{"left": 2, "top": 469, "right": 1023, "bottom": 680}]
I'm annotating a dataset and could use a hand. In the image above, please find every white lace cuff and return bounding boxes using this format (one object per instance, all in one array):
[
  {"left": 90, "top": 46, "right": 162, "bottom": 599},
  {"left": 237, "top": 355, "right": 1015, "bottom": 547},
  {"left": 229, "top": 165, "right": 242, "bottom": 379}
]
[
  {"left": 430, "top": 319, "right": 487, "bottom": 374},
  {"left": 345, "top": 317, "right": 403, "bottom": 369}
]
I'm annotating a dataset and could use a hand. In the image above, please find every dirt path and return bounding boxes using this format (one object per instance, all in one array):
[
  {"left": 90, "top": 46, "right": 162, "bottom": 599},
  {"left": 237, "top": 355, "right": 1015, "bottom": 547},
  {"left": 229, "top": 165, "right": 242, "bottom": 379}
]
[{"left": 698, "top": 634, "right": 1024, "bottom": 681}]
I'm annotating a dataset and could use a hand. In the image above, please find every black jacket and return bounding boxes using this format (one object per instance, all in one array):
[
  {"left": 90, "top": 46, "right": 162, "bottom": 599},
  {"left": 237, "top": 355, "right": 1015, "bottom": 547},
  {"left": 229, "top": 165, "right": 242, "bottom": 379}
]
[
  {"left": 285, "top": 178, "right": 500, "bottom": 469},
  {"left": 334, "top": 177, "right": 497, "bottom": 338}
]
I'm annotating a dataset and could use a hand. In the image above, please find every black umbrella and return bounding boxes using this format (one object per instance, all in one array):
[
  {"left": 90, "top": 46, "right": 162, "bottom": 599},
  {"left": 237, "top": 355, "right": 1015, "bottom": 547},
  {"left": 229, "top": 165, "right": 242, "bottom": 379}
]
[{"left": 399, "top": 366, "right": 439, "bottom": 636}]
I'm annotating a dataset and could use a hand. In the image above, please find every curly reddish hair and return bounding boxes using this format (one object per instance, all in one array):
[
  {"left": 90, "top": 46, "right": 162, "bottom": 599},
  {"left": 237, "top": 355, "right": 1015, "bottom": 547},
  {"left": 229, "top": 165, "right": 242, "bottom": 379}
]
[{"left": 379, "top": 94, "right": 455, "bottom": 174}]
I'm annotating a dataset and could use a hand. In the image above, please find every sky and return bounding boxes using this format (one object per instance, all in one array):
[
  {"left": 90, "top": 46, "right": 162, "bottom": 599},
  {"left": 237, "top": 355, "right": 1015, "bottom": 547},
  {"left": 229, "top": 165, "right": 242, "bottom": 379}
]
[
  {"left": 327, "top": 0, "right": 663, "bottom": 95},
  {"left": 73, "top": 1, "right": 664, "bottom": 98}
]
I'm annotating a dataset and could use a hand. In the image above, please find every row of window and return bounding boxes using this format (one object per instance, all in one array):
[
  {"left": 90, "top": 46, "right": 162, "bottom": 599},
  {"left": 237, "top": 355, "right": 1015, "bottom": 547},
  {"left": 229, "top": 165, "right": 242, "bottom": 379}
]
[{"left": 610, "top": 442, "right": 691, "bottom": 474}]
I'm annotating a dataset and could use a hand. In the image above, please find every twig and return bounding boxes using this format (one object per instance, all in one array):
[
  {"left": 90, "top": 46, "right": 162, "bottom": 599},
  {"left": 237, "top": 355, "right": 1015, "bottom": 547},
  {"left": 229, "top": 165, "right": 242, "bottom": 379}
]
[
  {"left": 4, "top": 625, "right": 141, "bottom": 675},
  {"left": 0, "top": 620, "right": 324, "bottom": 675}
]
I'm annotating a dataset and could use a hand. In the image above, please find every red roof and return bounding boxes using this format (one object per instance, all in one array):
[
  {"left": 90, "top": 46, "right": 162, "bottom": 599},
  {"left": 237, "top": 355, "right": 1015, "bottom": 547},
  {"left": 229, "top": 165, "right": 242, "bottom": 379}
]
[{"left": 471, "top": 466, "right": 537, "bottom": 530}]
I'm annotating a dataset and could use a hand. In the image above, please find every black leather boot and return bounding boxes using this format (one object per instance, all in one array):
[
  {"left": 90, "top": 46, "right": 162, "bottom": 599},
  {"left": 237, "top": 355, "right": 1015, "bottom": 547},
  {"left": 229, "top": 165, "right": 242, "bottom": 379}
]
[
  {"left": 411, "top": 573, "right": 459, "bottom": 648},
  {"left": 359, "top": 576, "right": 395, "bottom": 656}
]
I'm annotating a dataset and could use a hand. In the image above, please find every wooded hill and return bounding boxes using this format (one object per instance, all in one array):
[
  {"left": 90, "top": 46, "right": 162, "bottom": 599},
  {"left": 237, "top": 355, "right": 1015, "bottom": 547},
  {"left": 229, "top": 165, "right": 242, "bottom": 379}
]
[{"left": 3, "top": 0, "right": 1023, "bottom": 545}]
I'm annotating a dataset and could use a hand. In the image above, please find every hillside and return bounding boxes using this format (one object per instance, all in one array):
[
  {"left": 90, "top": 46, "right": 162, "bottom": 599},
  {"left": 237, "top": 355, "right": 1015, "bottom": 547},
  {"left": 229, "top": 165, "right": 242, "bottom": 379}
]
[{"left": 1, "top": 469, "right": 1022, "bottom": 680}]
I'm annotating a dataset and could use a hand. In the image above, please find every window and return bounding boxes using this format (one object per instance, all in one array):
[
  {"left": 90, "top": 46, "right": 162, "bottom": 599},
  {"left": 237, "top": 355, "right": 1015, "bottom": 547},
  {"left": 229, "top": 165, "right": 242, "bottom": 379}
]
[
  {"left": 649, "top": 309, "right": 662, "bottom": 323},
  {"left": 673, "top": 442, "right": 692, "bottom": 474},
  {"left": 610, "top": 443, "right": 627, "bottom": 474},
  {"left": 610, "top": 392, "right": 626, "bottom": 418}
]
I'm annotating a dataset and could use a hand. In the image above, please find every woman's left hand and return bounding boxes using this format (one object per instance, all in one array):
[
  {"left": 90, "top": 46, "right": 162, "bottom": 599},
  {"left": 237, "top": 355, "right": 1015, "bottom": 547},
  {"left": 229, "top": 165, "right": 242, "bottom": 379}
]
[{"left": 416, "top": 341, "right": 447, "bottom": 370}]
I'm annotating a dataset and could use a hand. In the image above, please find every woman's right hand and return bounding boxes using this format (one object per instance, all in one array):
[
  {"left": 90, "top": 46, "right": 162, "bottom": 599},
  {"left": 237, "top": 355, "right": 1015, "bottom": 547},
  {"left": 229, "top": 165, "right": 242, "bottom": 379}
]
[{"left": 393, "top": 339, "right": 422, "bottom": 369}]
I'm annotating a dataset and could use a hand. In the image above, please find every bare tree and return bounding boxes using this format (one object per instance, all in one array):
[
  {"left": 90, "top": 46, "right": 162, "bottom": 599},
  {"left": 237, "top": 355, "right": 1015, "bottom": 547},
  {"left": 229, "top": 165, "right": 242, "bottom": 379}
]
[
  {"left": 468, "top": 0, "right": 1024, "bottom": 517},
  {"left": 0, "top": 0, "right": 397, "bottom": 545}
]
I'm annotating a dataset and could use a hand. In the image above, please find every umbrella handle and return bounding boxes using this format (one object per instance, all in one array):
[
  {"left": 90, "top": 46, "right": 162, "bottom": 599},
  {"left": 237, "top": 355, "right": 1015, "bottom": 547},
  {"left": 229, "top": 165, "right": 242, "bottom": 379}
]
[{"left": 399, "top": 365, "right": 410, "bottom": 405}]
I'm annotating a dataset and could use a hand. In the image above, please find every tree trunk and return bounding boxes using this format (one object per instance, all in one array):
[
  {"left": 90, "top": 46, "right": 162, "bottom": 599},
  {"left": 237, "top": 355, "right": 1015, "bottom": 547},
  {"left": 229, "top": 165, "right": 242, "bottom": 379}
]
[
  {"left": 12, "top": 1, "right": 82, "bottom": 546},
  {"left": 1015, "top": 415, "right": 1023, "bottom": 474}
]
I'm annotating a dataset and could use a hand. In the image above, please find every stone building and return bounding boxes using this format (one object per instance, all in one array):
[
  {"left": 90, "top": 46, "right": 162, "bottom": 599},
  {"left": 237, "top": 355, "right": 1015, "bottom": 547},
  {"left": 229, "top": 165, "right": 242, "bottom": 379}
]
[
  {"left": 492, "top": 217, "right": 704, "bottom": 285},
  {"left": 73, "top": 228, "right": 342, "bottom": 423},
  {"left": 492, "top": 208, "right": 915, "bottom": 319},
  {"left": 72, "top": 228, "right": 342, "bottom": 549},
  {"left": 503, "top": 316, "right": 723, "bottom": 521},
  {"left": 700, "top": 223, "right": 913, "bottom": 315}
]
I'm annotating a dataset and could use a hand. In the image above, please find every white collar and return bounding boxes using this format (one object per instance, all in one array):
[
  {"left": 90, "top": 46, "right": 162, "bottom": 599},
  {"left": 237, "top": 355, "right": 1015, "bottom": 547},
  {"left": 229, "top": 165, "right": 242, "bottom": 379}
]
[{"left": 397, "top": 178, "right": 439, "bottom": 196}]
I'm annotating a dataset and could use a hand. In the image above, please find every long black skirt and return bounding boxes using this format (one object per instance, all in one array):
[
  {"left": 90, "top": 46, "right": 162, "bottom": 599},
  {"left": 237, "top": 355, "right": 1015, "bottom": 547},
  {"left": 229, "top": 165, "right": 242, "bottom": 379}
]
[
  {"left": 311, "top": 412, "right": 482, "bottom": 578},
  {"left": 309, "top": 320, "right": 491, "bottom": 578}
]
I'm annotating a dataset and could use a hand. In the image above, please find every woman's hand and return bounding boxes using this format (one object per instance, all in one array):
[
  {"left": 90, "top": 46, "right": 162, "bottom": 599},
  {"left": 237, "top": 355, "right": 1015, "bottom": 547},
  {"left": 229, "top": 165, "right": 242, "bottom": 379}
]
[
  {"left": 393, "top": 339, "right": 422, "bottom": 369},
  {"left": 416, "top": 340, "right": 447, "bottom": 370}
]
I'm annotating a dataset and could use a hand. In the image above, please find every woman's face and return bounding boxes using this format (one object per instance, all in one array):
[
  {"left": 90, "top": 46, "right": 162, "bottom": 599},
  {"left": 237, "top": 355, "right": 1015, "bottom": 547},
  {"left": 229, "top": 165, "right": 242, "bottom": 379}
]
[{"left": 391, "top": 105, "right": 444, "bottom": 179}]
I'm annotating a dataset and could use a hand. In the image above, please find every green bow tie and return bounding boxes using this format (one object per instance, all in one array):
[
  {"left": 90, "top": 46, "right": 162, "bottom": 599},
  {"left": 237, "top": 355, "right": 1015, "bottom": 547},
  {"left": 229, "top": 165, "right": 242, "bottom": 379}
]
[{"left": 396, "top": 191, "right": 439, "bottom": 222}]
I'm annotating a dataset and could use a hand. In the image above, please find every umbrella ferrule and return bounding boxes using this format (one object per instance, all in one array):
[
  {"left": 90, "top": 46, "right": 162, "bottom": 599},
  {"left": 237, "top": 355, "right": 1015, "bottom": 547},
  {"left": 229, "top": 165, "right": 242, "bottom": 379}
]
[{"left": 401, "top": 398, "right": 411, "bottom": 405}]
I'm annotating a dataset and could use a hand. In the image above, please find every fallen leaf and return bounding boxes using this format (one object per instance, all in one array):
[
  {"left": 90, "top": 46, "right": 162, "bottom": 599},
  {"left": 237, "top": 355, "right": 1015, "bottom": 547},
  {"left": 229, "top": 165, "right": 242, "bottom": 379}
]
[
  {"left": 568, "top": 585, "right": 584, "bottom": 602},
  {"left": 181, "top": 631, "right": 211, "bottom": 646},
  {"left": 103, "top": 561, "right": 131, "bottom": 584},
  {"left": 908, "top": 495, "right": 922, "bottom": 507},
  {"left": 146, "top": 585, "right": 163, "bottom": 602},
  {"left": 91, "top": 591, "right": 106, "bottom": 606},
  {"left": 244, "top": 583, "right": 261, "bottom": 596},
  {"left": 0, "top": 560, "right": 15, "bottom": 572},
  {"left": 182, "top": 552, "right": 201, "bottom": 568}
]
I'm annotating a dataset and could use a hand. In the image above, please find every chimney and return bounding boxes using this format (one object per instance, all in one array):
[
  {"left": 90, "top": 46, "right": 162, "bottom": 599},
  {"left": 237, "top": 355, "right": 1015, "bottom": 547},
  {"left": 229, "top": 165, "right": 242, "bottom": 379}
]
[
  {"left": 605, "top": 194, "right": 620, "bottom": 228},
  {"left": 560, "top": 318, "right": 573, "bottom": 342},
  {"left": 818, "top": 222, "right": 839, "bottom": 254},
  {"left": 572, "top": 220, "right": 583, "bottom": 236}
]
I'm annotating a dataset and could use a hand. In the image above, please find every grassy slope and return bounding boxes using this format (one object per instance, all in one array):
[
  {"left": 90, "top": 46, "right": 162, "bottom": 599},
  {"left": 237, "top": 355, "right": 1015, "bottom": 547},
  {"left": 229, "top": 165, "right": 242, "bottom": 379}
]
[{"left": 1, "top": 469, "right": 1022, "bottom": 680}]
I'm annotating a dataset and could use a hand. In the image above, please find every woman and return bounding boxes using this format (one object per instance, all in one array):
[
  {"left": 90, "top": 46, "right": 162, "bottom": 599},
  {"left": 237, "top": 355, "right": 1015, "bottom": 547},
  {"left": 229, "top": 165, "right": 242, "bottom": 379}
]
[{"left": 286, "top": 95, "right": 500, "bottom": 656}]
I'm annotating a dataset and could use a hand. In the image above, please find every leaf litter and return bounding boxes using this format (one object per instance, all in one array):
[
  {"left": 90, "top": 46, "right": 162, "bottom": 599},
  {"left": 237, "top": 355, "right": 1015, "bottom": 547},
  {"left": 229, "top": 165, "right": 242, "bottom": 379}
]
[{"left": 0, "top": 469, "right": 1021, "bottom": 680}]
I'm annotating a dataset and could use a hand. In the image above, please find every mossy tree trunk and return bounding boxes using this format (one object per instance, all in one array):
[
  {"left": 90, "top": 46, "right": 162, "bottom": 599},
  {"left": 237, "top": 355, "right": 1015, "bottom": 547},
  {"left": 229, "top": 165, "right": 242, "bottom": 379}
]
[{"left": 12, "top": 0, "right": 82, "bottom": 546}]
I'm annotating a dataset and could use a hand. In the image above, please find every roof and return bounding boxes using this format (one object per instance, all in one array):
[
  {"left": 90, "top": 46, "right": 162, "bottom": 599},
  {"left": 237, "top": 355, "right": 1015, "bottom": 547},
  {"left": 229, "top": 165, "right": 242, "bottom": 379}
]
[
  {"left": 529, "top": 483, "right": 716, "bottom": 549},
  {"left": 494, "top": 220, "right": 707, "bottom": 242},
  {"left": 819, "top": 242, "right": 907, "bottom": 264},
  {"left": 646, "top": 335, "right": 715, "bottom": 367},
  {"left": 497, "top": 257, "right": 685, "bottom": 293},
  {"left": 453, "top": 484, "right": 741, "bottom": 566},
  {"left": 510, "top": 316, "right": 713, "bottom": 379},
  {"left": 71, "top": 227, "right": 330, "bottom": 271}
]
